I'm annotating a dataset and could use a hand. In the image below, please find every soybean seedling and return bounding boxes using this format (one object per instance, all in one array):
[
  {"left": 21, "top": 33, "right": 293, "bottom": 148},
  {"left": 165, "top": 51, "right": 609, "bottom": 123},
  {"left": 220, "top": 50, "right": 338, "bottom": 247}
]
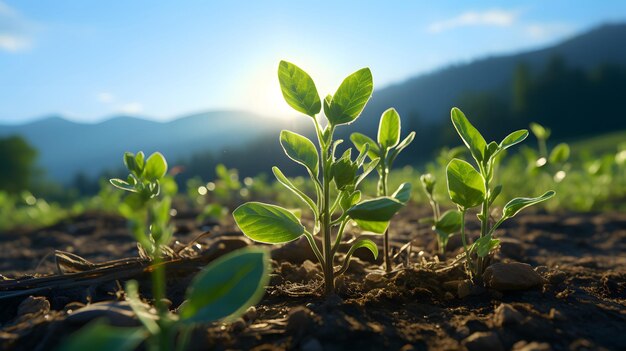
[
  {"left": 350, "top": 108, "right": 415, "bottom": 272},
  {"left": 63, "top": 152, "right": 269, "bottom": 351},
  {"left": 233, "top": 61, "right": 411, "bottom": 295},
  {"left": 419, "top": 173, "right": 462, "bottom": 255},
  {"left": 446, "top": 108, "right": 555, "bottom": 279}
]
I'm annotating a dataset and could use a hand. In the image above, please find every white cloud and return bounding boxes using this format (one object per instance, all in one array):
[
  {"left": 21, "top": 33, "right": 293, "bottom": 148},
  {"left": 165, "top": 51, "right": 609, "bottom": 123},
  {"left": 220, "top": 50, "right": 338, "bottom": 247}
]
[
  {"left": 524, "top": 23, "right": 574, "bottom": 40},
  {"left": 0, "top": 1, "right": 33, "bottom": 53},
  {"left": 96, "top": 92, "right": 115, "bottom": 103},
  {"left": 428, "top": 9, "right": 519, "bottom": 33},
  {"left": 117, "top": 102, "right": 143, "bottom": 114}
]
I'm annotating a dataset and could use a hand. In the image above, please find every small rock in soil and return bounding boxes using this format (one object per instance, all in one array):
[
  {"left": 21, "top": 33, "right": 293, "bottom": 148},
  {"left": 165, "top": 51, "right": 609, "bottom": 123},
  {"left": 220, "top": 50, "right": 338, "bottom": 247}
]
[
  {"left": 462, "top": 331, "right": 504, "bottom": 351},
  {"left": 65, "top": 301, "right": 144, "bottom": 327},
  {"left": 243, "top": 306, "right": 257, "bottom": 322},
  {"left": 230, "top": 317, "right": 246, "bottom": 332},
  {"left": 493, "top": 303, "right": 524, "bottom": 327},
  {"left": 301, "top": 337, "right": 323, "bottom": 351},
  {"left": 548, "top": 308, "right": 566, "bottom": 321},
  {"left": 286, "top": 306, "right": 317, "bottom": 335},
  {"left": 364, "top": 272, "right": 386, "bottom": 290},
  {"left": 484, "top": 262, "right": 545, "bottom": 291},
  {"left": 512, "top": 341, "right": 552, "bottom": 351},
  {"left": 17, "top": 296, "right": 50, "bottom": 317}
]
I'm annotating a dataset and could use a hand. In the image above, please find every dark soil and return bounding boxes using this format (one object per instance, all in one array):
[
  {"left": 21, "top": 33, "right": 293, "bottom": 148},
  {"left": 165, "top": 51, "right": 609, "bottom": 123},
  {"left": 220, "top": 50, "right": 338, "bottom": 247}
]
[{"left": 0, "top": 206, "right": 625, "bottom": 351}]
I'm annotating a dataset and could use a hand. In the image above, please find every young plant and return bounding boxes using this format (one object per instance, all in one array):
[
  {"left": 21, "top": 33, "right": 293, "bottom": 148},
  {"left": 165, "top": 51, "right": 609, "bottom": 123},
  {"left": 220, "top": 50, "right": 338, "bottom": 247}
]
[
  {"left": 446, "top": 108, "right": 555, "bottom": 279},
  {"left": 63, "top": 152, "right": 269, "bottom": 351},
  {"left": 233, "top": 61, "right": 411, "bottom": 295},
  {"left": 350, "top": 108, "right": 415, "bottom": 272},
  {"left": 419, "top": 173, "right": 461, "bottom": 255}
]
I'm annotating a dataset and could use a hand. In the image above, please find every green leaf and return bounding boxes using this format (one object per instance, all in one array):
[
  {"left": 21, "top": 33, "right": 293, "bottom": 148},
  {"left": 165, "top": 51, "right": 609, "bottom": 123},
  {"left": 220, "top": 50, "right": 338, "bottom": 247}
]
[
  {"left": 280, "top": 130, "right": 319, "bottom": 176},
  {"left": 351, "top": 218, "right": 390, "bottom": 234},
  {"left": 392, "top": 182, "right": 412, "bottom": 203},
  {"left": 502, "top": 190, "right": 556, "bottom": 219},
  {"left": 144, "top": 152, "right": 168, "bottom": 181},
  {"left": 350, "top": 132, "right": 380, "bottom": 159},
  {"left": 378, "top": 108, "right": 401, "bottom": 149},
  {"left": 549, "top": 143, "right": 570, "bottom": 164},
  {"left": 347, "top": 197, "right": 405, "bottom": 222},
  {"left": 277, "top": 60, "right": 321, "bottom": 117},
  {"left": 123, "top": 152, "right": 138, "bottom": 174},
  {"left": 473, "top": 235, "right": 500, "bottom": 258},
  {"left": 489, "top": 184, "right": 503, "bottom": 206},
  {"left": 450, "top": 107, "right": 487, "bottom": 163},
  {"left": 388, "top": 131, "right": 415, "bottom": 164},
  {"left": 434, "top": 210, "right": 462, "bottom": 236},
  {"left": 529, "top": 122, "right": 551, "bottom": 140},
  {"left": 110, "top": 178, "right": 137, "bottom": 192},
  {"left": 61, "top": 321, "right": 145, "bottom": 351},
  {"left": 331, "top": 156, "right": 358, "bottom": 191},
  {"left": 340, "top": 190, "right": 361, "bottom": 211},
  {"left": 446, "top": 158, "right": 486, "bottom": 209},
  {"left": 323, "top": 94, "right": 332, "bottom": 118},
  {"left": 134, "top": 151, "right": 145, "bottom": 172},
  {"left": 233, "top": 202, "right": 305, "bottom": 243},
  {"left": 180, "top": 247, "right": 270, "bottom": 323},
  {"left": 327, "top": 68, "right": 373, "bottom": 126},
  {"left": 346, "top": 237, "right": 378, "bottom": 260},
  {"left": 500, "top": 130, "right": 529, "bottom": 151},
  {"left": 272, "top": 166, "right": 318, "bottom": 219},
  {"left": 420, "top": 173, "right": 436, "bottom": 195}
]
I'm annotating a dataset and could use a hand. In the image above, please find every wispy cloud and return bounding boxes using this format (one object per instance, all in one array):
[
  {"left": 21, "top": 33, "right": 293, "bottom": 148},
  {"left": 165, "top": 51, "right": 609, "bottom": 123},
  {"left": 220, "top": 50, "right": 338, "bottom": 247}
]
[
  {"left": 0, "top": 1, "right": 34, "bottom": 52},
  {"left": 524, "top": 23, "right": 574, "bottom": 40},
  {"left": 96, "top": 92, "right": 115, "bottom": 103},
  {"left": 428, "top": 9, "right": 519, "bottom": 33},
  {"left": 117, "top": 102, "right": 143, "bottom": 114}
]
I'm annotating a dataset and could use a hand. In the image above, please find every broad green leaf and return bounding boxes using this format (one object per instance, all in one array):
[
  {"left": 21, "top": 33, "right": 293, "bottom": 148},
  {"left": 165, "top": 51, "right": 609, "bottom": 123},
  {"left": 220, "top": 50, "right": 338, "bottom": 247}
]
[
  {"left": 355, "top": 158, "right": 380, "bottom": 187},
  {"left": 233, "top": 202, "right": 305, "bottom": 243},
  {"left": 180, "top": 247, "right": 270, "bottom": 323},
  {"left": 388, "top": 131, "right": 415, "bottom": 164},
  {"left": 488, "top": 184, "right": 503, "bottom": 206},
  {"left": 350, "top": 132, "right": 380, "bottom": 160},
  {"left": 327, "top": 68, "right": 373, "bottom": 126},
  {"left": 144, "top": 152, "right": 167, "bottom": 181},
  {"left": 485, "top": 141, "right": 499, "bottom": 161},
  {"left": 351, "top": 218, "right": 389, "bottom": 234},
  {"left": 392, "top": 182, "right": 412, "bottom": 203},
  {"left": 323, "top": 94, "right": 332, "bottom": 119},
  {"left": 434, "top": 210, "right": 462, "bottom": 236},
  {"left": 378, "top": 108, "right": 401, "bottom": 149},
  {"left": 280, "top": 130, "right": 319, "bottom": 176},
  {"left": 502, "top": 190, "right": 556, "bottom": 219},
  {"left": 272, "top": 167, "right": 318, "bottom": 218},
  {"left": 549, "top": 143, "right": 570, "bottom": 164},
  {"left": 340, "top": 190, "right": 361, "bottom": 211},
  {"left": 331, "top": 156, "right": 357, "bottom": 191},
  {"left": 61, "top": 321, "right": 145, "bottom": 351},
  {"left": 110, "top": 178, "right": 136, "bottom": 192},
  {"left": 347, "top": 197, "right": 404, "bottom": 222},
  {"left": 345, "top": 237, "right": 378, "bottom": 260},
  {"left": 277, "top": 60, "right": 321, "bottom": 117},
  {"left": 446, "top": 158, "right": 486, "bottom": 209},
  {"left": 500, "top": 130, "right": 529, "bottom": 150},
  {"left": 123, "top": 152, "right": 138, "bottom": 174},
  {"left": 450, "top": 107, "right": 487, "bottom": 163},
  {"left": 473, "top": 235, "right": 500, "bottom": 258},
  {"left": 529, "top": 122, "right": 550, "bottom": 140},
  {"left": 134, "top": 151, "right": 145, "bottom": 172}
]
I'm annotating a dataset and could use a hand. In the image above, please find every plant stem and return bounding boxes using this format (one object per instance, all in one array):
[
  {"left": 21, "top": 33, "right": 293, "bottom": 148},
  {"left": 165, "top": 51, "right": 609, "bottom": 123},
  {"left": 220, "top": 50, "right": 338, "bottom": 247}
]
[
  {"left": 322, "top": 156, "right": 334, "bottom": 295},
  {"left": 380, "top": 165, "right": 392, "bottom": 273},
  {"left": 460, "top": 209, "right": 471, "bottom": 275}
]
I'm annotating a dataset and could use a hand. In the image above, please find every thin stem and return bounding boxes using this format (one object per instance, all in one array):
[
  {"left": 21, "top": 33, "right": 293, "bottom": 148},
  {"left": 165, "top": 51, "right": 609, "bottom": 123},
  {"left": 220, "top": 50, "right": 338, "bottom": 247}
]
[
  {"left": 331, "top": 218, "right": 349, "bottom": 256},
  {"left": 380, "top": 158, "right": 392, "bottom": 273},
  {"left": 304, "top": 231, "right": 325, "bottom": 271},
  {"left": 460, "top": 209, "right": 471, "bottom": 274}
]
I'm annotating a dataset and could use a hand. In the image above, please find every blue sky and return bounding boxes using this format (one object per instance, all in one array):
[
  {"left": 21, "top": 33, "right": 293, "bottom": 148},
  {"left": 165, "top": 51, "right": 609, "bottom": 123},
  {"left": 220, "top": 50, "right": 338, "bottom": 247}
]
[{"left": 1, "top": 1, "right": 625, "bottom": 123}]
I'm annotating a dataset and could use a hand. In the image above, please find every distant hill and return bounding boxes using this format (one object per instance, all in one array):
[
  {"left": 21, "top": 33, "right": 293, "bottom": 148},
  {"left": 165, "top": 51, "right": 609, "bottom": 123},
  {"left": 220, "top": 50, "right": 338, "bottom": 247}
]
[
  {"left": 2, "top": 23, "right": 626, "bottom": 183},
  {"left": 0, "top": 111, "right": 303, "bottom": 181},
  {"left": 354, "top": 23, "right": 626, "bottom": 133}
]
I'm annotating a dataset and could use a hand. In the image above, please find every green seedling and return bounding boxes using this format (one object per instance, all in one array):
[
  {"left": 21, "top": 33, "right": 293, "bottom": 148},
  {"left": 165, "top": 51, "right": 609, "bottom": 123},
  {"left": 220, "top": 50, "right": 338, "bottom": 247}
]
[
  {"left": 233, "top": 61, "right": 411, "bottom": 295},
  {"left": 350, "top": 108, "right": 415, "bottom": 272},
  {"left": 446, "top": 108, "right": 555, "bottom": 279},
  {"left": 419, "top": 173, "right": 461, "bottom": 255},
  {"left": 63, "top": 152, "right": 269, "bottom": 351},
  {"left": 63, "top": 247, "right": 270, "bottom": 351},
  {"left": 527, "top": 122, "right": 571, "bottom": 182}
]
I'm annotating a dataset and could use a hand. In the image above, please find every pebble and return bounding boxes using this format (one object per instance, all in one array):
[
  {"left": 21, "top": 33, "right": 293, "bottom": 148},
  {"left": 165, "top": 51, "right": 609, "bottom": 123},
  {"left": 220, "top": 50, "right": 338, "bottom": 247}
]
[
  {"left": 17, "top": 296, "right": 50, "bottom": 317},
  {"left": 243, "top": 306, "right": 257, "bottom": 322},
  {"left": 484, "top": 262, "right": 545, "bottom": 291},
  {"left": 493, "top": 303, "right": 523, "bottom": 327},
  {"left": 548, "top": 308, "right": 566, "bottom": 321},
  {"left": 364, "top": 273, "right": 386, "bottom": 290},
  {"left": 230, "top": 317, "right": 246, "bottom": 332},
  {"left": 512, "top": 340, "right": 552, "bottom": 351},
  {"left": 301, "top": 337, "right": 323, "bottom": 351},
  {"left": 286, "top": 306, "right": 315, "bottom": 334},
  {"left": 462, "top": 331, "right": 504, "bottom": 351}
]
